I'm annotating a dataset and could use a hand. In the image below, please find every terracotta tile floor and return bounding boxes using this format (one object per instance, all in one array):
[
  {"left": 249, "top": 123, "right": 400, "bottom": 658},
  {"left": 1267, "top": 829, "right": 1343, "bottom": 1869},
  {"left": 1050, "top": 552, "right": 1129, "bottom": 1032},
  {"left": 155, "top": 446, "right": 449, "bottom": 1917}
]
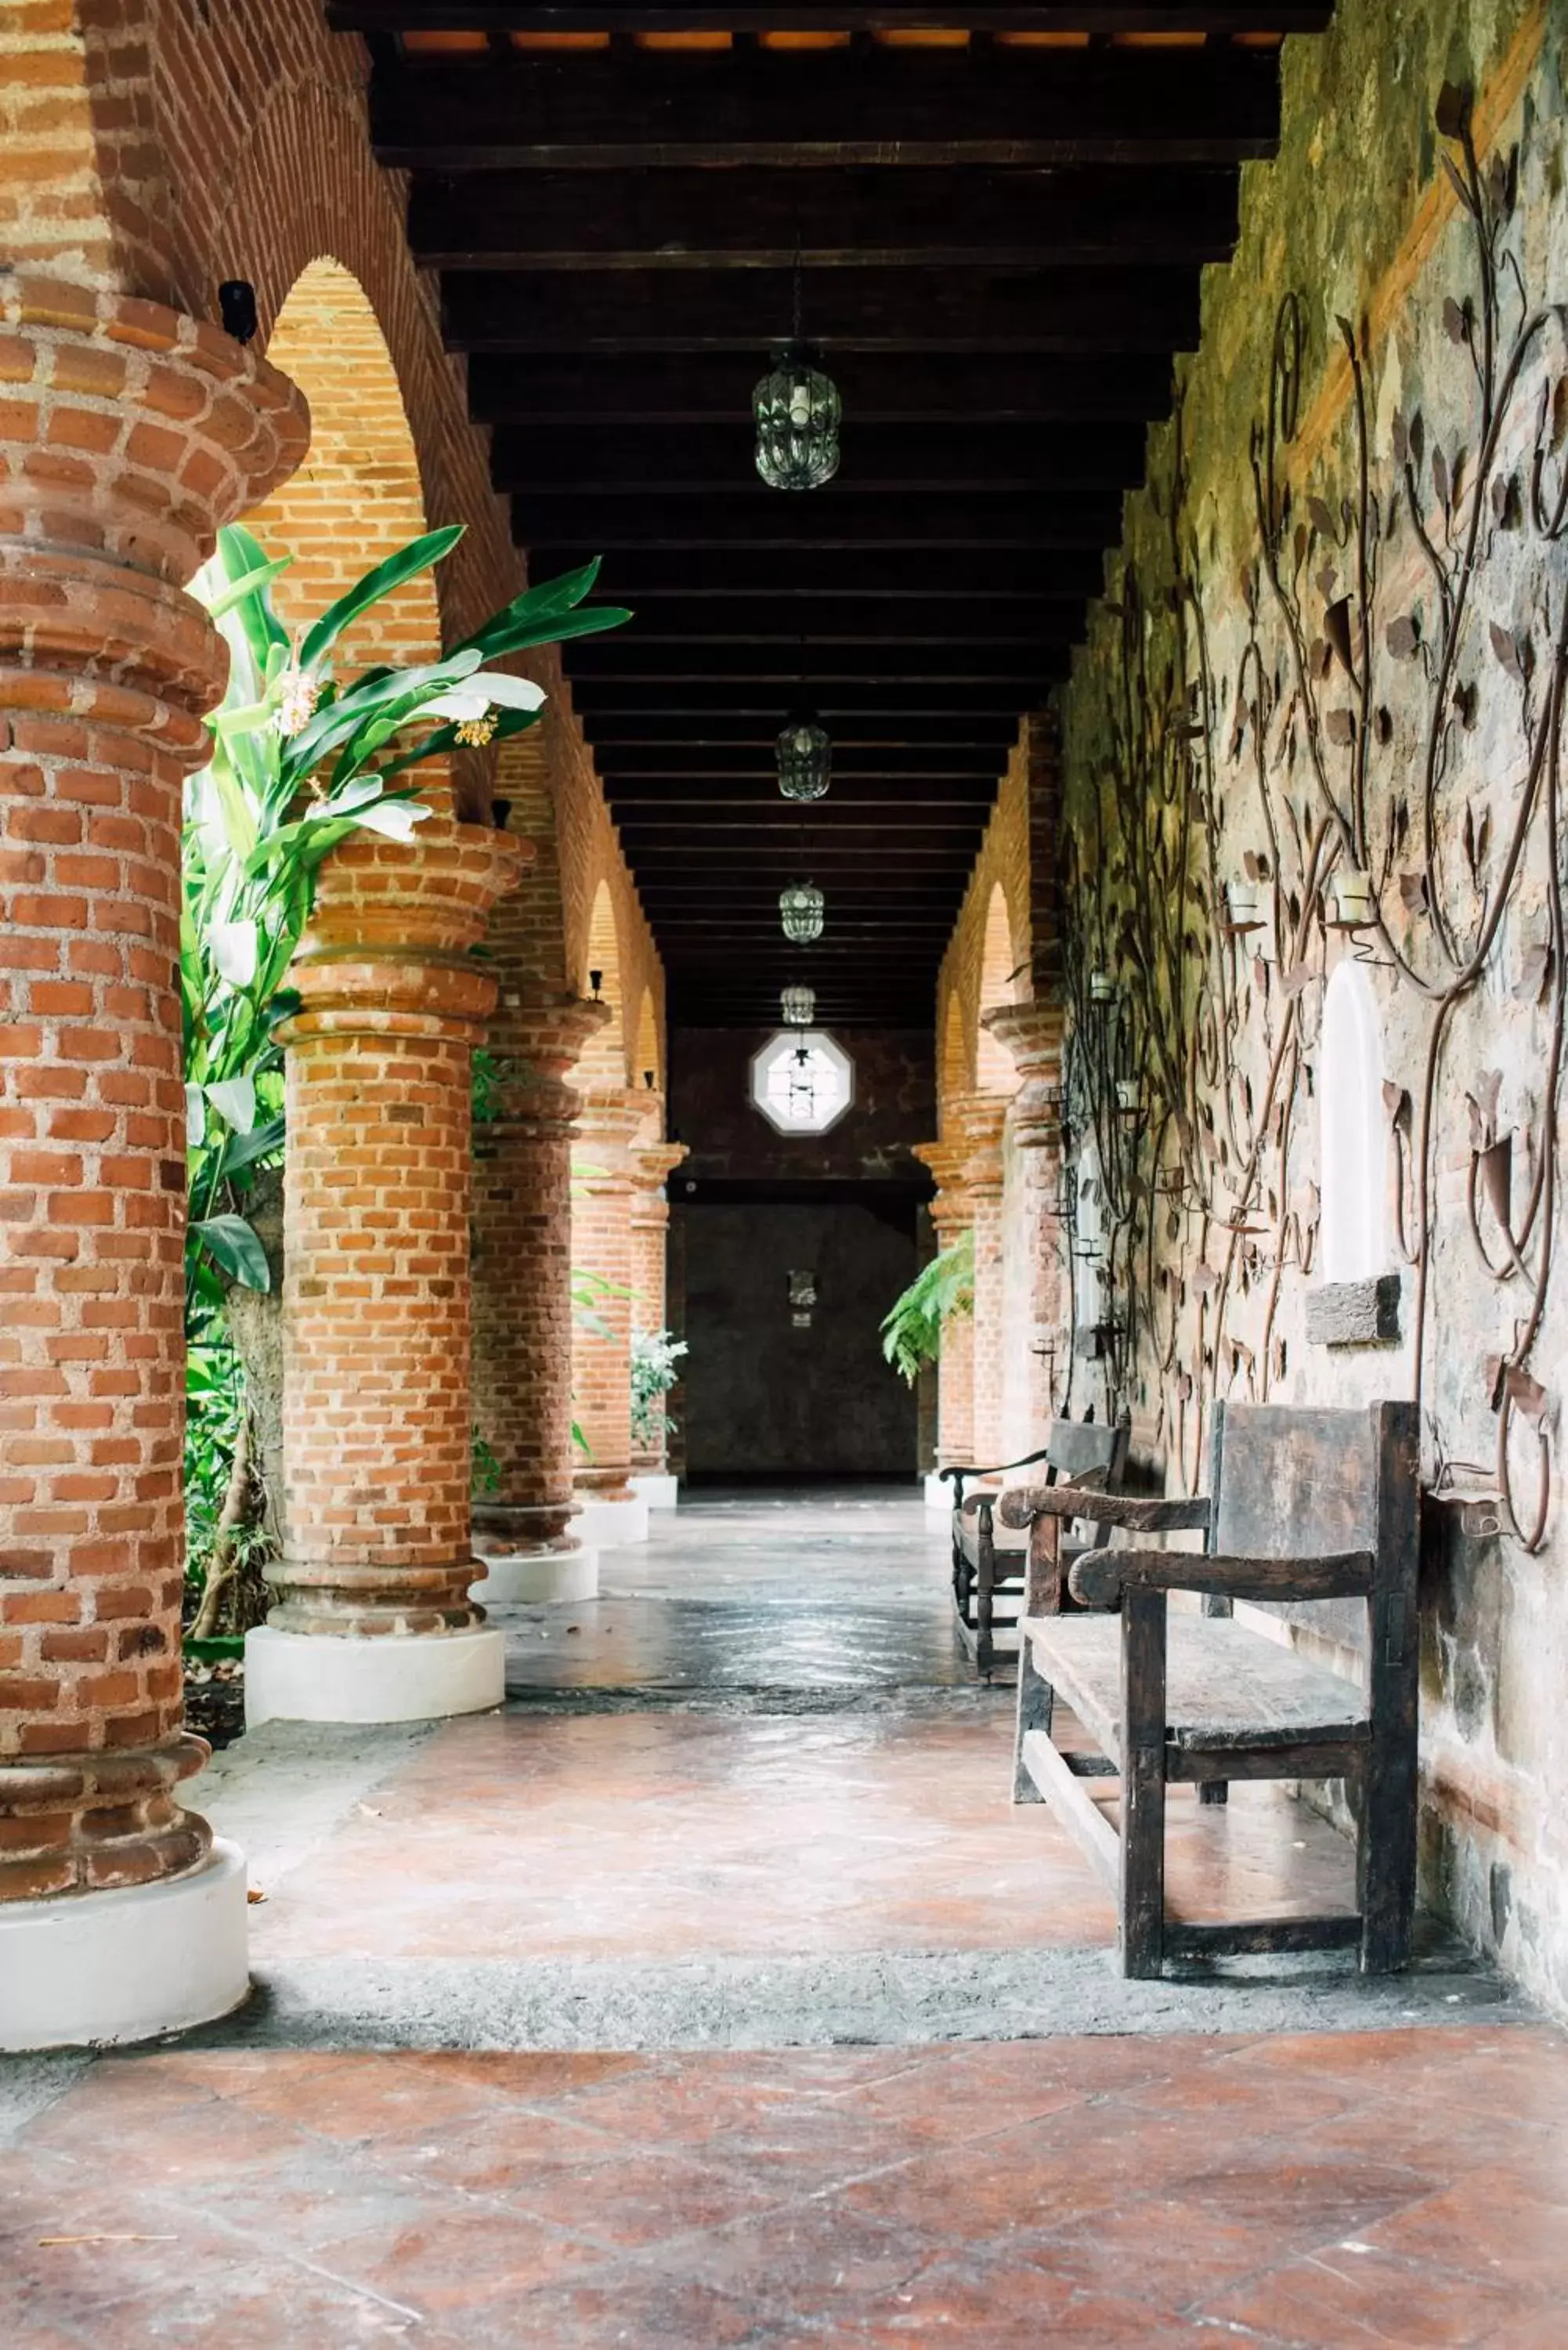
[
  {"left": 9, "top": 2029, "right": 1568, "bottom": 2346},
  {"left": 12, "top": 1488, "right": 1568, "bottom": 2345}
]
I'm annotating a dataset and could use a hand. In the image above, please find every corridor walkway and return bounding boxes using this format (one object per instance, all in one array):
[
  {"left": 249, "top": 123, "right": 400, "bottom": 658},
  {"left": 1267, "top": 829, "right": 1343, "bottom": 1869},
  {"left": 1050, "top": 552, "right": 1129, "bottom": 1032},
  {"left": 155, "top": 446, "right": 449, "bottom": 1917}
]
[{"left": 6, "top": 1491, "right": 1567, "bottom": 2347}]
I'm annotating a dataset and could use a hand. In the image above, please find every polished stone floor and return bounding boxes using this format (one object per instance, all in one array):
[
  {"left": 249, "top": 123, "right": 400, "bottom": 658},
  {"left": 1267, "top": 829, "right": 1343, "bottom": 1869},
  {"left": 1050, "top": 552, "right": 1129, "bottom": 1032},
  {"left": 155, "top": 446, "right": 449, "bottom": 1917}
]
[{"left": 8, "top": 1486, "right": 1567, "bottom": 2346}]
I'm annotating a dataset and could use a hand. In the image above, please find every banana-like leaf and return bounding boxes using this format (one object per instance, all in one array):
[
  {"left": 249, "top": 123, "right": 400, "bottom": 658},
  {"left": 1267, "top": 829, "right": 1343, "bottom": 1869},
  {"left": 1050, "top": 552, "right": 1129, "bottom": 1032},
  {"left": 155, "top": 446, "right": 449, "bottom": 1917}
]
[
  {"left": 190, "top": 1213, "right": 271, "bottom": 1292},
  {"left": 299, "top": 524, "right": 465, "bottom": 672},
  {"left": 204, "top": 1075, "right": 256, "bottom": 1134},
  {"left": 450, "top": 559, "right": 603, "bottom": 661},
  {"left": 469, "top": 605, "right": 632, "bottom": 661},
  {"left": 381, "top": 703, "right": 539, "bottom": 780},
  {"left": 215, "top": 1113, "right": 286, "bottom": 1179},
  {"left": 210, "top": 918, "right": 258, "bottom": 989},
  {"left": 213, "top": 524, "right": 291, "bottom": 671},
  {"left": 204, "top": 555, "right": 293, "bottom": 620}
]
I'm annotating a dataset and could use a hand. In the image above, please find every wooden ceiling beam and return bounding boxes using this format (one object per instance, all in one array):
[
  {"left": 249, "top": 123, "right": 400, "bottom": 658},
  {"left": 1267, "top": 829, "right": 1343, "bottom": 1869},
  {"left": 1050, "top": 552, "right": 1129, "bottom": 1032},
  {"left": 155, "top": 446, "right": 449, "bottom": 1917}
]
[
  {"left": 537, "top": 548, "right": 1104, "bottom": 598},
  {"left": 518, "top": 496, "right": 1119, "bottom": 548},
  {"left": 491, "top": 419, "right": 1147, "bottom": 491},
  {"left": 563, "top": 644, "right": 1065, "bottom": 680},
  {"left": 598, "top": 743, "right": 1003, "bottom": 774},
  {"left": 369, "top": 48, "right": 1283, "bottom": 171},
  {"left": 467, "top": 350, "right": 1174, "bottom": 422},
  {"left": 335, "top": 7, "right": 1328, "bottom": 34},
  {"left": 598, "top": 600, "right": 1078, "bottom": 642},
  {"left": 569, "top": 681, "right": 1036, "bottom": 716},
  {"left": 410, "top": 163, "right": 1239, "bottom": 271},
  {"left": 443, "top": 263, "right": 1198, "bottom": 351}
]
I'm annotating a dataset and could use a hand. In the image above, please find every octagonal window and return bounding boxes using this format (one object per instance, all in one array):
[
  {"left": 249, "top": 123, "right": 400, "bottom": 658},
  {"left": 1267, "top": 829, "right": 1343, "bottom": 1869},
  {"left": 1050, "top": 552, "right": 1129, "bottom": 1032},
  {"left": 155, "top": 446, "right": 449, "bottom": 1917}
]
[{"left": 750, "top": 1029, "right": 854, "bottom": 1135}]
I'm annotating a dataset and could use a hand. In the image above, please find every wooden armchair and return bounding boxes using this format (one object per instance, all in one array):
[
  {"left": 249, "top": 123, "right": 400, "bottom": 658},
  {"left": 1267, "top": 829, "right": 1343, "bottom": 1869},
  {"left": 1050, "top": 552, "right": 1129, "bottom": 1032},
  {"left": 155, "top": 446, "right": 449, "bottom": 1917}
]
[
  {"left": 1003, "top": 1401, "right": 1420, "bottom": 1978},
  {"left": 940, "top": 1416, "right": 1129, "bottom": 1679}
]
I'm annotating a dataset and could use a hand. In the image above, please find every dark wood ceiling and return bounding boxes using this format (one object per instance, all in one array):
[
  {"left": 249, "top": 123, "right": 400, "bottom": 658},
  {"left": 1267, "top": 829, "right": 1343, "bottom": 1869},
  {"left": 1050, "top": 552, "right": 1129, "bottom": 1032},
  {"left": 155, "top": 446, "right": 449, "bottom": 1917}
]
[{"left": 327, "top": 2, "right": 1327, "bottom": 1029}]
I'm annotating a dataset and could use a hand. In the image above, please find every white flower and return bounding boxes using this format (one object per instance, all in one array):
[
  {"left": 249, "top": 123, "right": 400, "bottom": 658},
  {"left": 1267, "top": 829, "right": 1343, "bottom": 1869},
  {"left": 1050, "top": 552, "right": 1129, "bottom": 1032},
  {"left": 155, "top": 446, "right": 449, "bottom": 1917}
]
[{"left": 274, "top": 666, "right": 319, "bottom": 738}]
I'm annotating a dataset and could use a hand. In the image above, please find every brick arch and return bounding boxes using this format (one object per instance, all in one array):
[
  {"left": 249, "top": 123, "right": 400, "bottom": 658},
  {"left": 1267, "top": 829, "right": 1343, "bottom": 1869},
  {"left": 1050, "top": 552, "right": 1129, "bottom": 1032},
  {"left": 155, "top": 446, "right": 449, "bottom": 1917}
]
[
  {"left": 633, "top": 992, "right": 661, "bottom": 1094},
  {"left": 577, "top": 880, "right": 628, "bottom": 1089},
  {"left": 146, "top": 4, "right": 519, "bottom": 660},
  {"left": 975, "top": 881, "right": 1019, "bottom": 1094},
  {"left": 939, "top": 989, "right": 970, "bottom": 1124},
  {"left": 241, "top": 259, "right": 443, "bottom": 679}
]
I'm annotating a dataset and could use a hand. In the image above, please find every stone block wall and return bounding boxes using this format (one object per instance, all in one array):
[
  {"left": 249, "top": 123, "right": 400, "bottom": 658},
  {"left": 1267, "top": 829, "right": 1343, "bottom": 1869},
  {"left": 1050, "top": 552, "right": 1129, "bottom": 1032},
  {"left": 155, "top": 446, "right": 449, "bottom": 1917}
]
[{"left": 1039, "top": 0, "right": 1568, "bottom": 2007}]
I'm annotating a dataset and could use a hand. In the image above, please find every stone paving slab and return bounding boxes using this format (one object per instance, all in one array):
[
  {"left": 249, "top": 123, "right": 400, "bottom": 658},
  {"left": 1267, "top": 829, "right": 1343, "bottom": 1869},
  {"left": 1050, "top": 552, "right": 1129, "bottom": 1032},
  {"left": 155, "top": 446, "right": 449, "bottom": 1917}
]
[{"left": 7, "top": 2029, "right": 1567, "bottom": 2348}]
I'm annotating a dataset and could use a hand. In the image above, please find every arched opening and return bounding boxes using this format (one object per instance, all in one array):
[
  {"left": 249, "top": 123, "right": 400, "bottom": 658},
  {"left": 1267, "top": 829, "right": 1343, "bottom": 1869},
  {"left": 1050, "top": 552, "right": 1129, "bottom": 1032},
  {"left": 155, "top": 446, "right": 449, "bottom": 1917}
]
[
  {"left": 578, "top": 877, "right": 628, "bottom": 1090},
  {"left": 1319, "top": 960, "right": 1387, "bottom": 1284},
  {"left": 939, "top": 990, "right": 969, "bottom": 1123},
  {"left": 975, "top": 883, "right": 1018, "bottom": 1093},
  {"left": 633, "top": 989, "right": 661, "bottom": 1097},
  {"left": 247, "top": 258, "right": 442, "bottom": 675}
]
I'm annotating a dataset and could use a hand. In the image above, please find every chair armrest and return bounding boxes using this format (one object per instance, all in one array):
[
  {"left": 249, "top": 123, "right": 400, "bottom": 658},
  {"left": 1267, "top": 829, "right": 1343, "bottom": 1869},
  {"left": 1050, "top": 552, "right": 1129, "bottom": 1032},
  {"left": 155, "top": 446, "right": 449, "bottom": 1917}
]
[
  {"left": 940, "top": 1447, "right": 1053, "bottom": 1491},
  {"left": 999, "top": 1488, "right": 1210, "bottom": 1535},
  {"left": 1068, "top": 1546, "right": 1376, "bottom": 1609}
]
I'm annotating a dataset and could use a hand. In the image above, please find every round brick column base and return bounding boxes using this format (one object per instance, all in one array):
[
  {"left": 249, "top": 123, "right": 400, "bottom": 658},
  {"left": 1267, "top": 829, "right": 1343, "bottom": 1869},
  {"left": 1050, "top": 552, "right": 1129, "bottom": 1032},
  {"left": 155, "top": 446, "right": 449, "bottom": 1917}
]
[
  {"left": 469, "top": 1546, "right": 600, "bottom": 1607},
  {"left": 0, "top": 1838, "right": 248, "bottom": 2053},
  {"left": 575, "top": 1492, "right": 651, "bottom": 1547},
  {"left": 630, "top": 1473, "right": 680, "bottom": 1512},
  {"left": 243, "top": 1626, "right": 505, "bottom": 1727}
]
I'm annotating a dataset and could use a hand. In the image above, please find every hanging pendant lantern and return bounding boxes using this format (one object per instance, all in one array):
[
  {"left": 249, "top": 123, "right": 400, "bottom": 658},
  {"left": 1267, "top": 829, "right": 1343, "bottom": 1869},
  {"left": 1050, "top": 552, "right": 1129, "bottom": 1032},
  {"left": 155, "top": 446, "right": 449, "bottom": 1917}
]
[
  {"left": 754, "top": 345, "right": 840, "bottom": 491},
  {"left": 776, "top": 712, "right": 832, "bottom": 801},
  {"left": 781, "top": 984, "right": 816, "bottom": 1028},
  {"left": 779, "top": 881, "right": 826, "bottom": 944}
]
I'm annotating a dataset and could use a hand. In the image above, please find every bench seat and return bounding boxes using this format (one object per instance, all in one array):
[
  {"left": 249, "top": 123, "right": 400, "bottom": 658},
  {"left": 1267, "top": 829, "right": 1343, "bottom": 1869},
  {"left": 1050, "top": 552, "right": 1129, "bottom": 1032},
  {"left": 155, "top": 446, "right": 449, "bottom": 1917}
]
[{"left": 1022, "top": 1613, "right": 1367, "bottom": 1770}]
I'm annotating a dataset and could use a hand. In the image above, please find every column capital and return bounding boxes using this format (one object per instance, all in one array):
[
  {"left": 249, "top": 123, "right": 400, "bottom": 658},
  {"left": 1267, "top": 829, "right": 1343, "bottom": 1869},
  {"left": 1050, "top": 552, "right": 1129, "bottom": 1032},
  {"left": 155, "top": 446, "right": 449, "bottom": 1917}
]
[
  {"left": 984, "top": 999, "right": 1067, "bottom": 1152},
  {"left": 280, "top": 816, "right": 531, "bottom": 1047},
  {"left": 946, "top": 1089, "right": 1009, "bottom": 1195},
  {"left": 482, "top": 989, "right": 609, "bottom": 1141},
  {"left": 913, "top": 1140, "right": 973, "bottom": 1240},
  {"left": 0, "top": 279, "right": 309, "bottom": 771},
  {"left": 630, "top": 1141, "right": 689, "bottom": 1196}
]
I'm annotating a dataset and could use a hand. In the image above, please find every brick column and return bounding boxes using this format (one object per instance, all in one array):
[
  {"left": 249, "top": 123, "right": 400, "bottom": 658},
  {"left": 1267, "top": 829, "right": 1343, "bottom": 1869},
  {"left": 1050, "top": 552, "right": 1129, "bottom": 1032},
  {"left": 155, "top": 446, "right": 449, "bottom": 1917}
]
[
  {"left": 952, "top": 1090, "right": 1011, "bottom": 1470},
  {"left": 0, "top": 281, "right": 307, "bottom": 2048},
  {"left": 569, "top": 1086, "right": 648, "bottom": 1542},
  {"left": 628, "top": 1130, "right": 688, "bottom": 1491},
  {"left": 984, "top": 998, "right": 1070, "bottom": 1455},
  {"left": 912, "top": 1141, "right": 975, "bottom": 1489},
  {"left": 470, "top": 983, "right": 609, "bottom": 1605},
  {"left": 244, "top": 815, "right": 529, "bottom": 1726}
]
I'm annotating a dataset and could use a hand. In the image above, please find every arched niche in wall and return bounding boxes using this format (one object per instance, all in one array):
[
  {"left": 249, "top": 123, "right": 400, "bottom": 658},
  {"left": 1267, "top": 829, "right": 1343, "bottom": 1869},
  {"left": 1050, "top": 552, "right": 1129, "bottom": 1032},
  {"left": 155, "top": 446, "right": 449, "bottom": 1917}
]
[
  {"left": 975, "top": 882, "right": 1019, "bottom": 1094},
  {"left": 1318, "top": 959, "right": 1388, "bottom": 1285},
  {"left": 1305, "top": 957, "right": 1403, "bottom": 1348}
]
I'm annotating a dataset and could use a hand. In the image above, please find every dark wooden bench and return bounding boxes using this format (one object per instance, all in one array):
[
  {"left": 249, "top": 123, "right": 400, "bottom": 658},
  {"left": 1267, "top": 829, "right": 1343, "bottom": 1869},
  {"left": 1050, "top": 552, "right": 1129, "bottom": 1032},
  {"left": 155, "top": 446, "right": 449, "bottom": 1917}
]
[
  {"left": 940, "top": 1417, "right": 1129, "bottom": 1679},
  {"left": 1003, "top": 1400, "right": 1420, "bottom": 1978}
]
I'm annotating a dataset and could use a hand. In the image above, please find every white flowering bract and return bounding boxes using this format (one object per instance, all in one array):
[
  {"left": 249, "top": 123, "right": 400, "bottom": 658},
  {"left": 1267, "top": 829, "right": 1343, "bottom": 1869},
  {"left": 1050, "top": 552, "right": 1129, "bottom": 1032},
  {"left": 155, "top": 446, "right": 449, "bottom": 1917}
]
[{"left": 274, "top": 665, "right": 319, "bottom": 738}]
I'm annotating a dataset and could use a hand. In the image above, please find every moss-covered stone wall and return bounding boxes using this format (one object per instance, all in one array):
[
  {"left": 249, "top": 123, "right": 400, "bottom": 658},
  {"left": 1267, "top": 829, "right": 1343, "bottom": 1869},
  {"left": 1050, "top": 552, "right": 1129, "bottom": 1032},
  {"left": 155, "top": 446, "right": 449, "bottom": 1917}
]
[{"left": 1053, "top": 0, "right": 1568, "bottom": 2007}]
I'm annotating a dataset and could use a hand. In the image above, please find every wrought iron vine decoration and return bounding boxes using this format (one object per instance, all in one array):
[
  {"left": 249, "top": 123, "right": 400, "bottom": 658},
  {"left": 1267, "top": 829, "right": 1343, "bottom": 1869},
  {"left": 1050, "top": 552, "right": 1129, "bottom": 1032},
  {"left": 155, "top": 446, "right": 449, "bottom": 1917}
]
[{"left": 1058, "top": 85, "right": 1568, "bottom": 1550}]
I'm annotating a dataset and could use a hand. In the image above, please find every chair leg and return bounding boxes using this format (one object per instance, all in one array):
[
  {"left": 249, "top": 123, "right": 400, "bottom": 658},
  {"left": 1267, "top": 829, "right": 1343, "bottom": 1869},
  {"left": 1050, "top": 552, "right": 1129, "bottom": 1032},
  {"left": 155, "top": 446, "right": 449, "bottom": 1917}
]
[
  {"left": 1119, "top": 1586, "right": 1167, "bottom": 1978},
  {"left": 1012, "top": 1634, "right": 1054, "bottom": 1803},
  {"left": 976, "top": 1503, "right": 996, "bottom": 1680},
  {"left": 1359, "top": 1737, "right": 1417, "bottom": 1973}
]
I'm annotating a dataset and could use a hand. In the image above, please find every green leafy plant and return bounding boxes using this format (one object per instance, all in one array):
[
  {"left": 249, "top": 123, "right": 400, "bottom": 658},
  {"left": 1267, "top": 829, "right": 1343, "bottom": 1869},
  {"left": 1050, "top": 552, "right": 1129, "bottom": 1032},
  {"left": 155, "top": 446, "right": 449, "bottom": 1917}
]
[
  {"left": 631, "top": 1328, "right": 688, "bottom": 1445},
  {"left": 179, "top": 524, "right": 630, "bottom": 1630},
  {"left": 182, "top": 527, "right": 629, "bottom": 1305},
  {"left": 880, "top": 1232, "right": 974, "bottom": 1385}
]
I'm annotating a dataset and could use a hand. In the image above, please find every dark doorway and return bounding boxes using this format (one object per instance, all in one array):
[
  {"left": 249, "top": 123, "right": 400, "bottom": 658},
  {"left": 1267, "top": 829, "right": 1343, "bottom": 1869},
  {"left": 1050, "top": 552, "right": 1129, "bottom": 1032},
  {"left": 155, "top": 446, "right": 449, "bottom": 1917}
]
[{"left": 680, "top": 1197, "right": 916, "bottom": 1480}]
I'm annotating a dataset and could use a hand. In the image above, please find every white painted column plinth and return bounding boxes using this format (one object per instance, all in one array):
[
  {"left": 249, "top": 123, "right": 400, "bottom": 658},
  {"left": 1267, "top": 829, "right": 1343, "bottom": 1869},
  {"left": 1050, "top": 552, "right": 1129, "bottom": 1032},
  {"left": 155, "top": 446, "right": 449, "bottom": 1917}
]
[
  {"left": 0, "top": 1837, "right": 249, "bottom": 2052},
  {"left": 575, "top": 1492, "right": 650, "bottom": 1546},
  {"left": 630, "top": 1473, "right": 679, "bottom": 1511},
  {"left": 243, "top": 1625, "right": 505, "bottom": 1726},
  {"left": 470, "top": 1543, "right": 600, "bottom": 1605},
  {"left": 925, "top": 1470, "right": 956, "bottom": 1512}
]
